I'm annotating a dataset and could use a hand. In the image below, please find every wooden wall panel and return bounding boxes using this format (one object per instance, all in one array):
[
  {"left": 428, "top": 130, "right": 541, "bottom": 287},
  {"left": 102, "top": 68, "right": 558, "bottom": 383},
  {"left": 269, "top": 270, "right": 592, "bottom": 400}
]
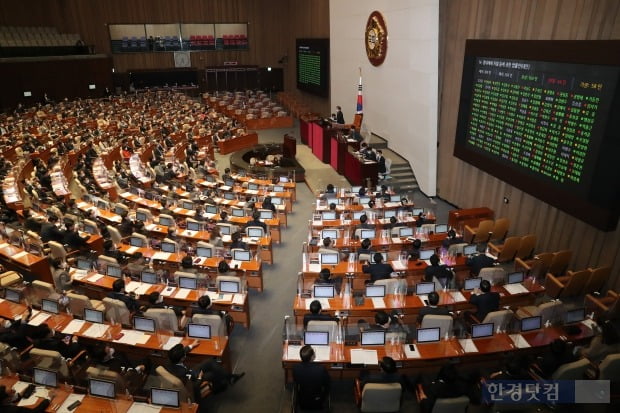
[{"left": 438, "top": 0, "right": 620, "bottom": 290}]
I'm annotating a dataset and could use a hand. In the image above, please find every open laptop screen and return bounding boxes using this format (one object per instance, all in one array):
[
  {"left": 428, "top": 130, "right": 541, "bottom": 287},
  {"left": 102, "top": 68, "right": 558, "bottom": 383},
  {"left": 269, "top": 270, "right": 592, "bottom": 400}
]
[
  {"left": 417, "top": 327, "right": 440, "bottom": 343},
  {"left": 383, "top": 210, "right": 396, "bottom": 219},
  {"left": 247, "top": 227, "right": 263, "bottom": 238},
  {"left": 219, "top": 280, "right": 240, "bottom": 293},
  {"left": 106, "top": 264, "right": 122, "bottom": 278},
  {"left": 179, "top": 276, "right": 197, "bottom": 290},
  {"left": 419, "top": 249, "right": 435, "bottom": 260},
  {"left": 360, "top": 229, "right": 376, "bottom": 240},
  {"left": 507, "top": 271, "right": 525, "bottom": 284},
  {"left": 233, "top": 250, "right": 251, "bottom": 261},
  {"left": 464, "top": 277, "right": 482, "bottom": 291},
  {"left": 321, "top": 229, "right": 338, "bottom": 239},
  {"left": 196, "top": 247, "right": 213, "bottom": 258},
  {"left": 259, "top": 210, "right": 274, "bottom": 220},
  {"left": 187, "top": 323, "right": 211, "bottom": 339},
  {"left": 231, "top": 208, "right": 245, "bottom": 217},
  {"left": 361, "top": 330, "right": 386, "bottom": 346},
  {"left": 399, "top": 227, "right": 414, "bottom": 237},
  {"left": 133, "top": 317, "right": 156, "bottom": 333},
  {"left": 161, "top": 241, "right": 176, "bottom": 253},
  {"left": 41, "top": 299, "right": 59, "bottom": 314},
  {"left": 77, "top": 258, "right": 91, "bottom": 270},
  {"left": 4, "top": 289, "right": 20, "bottom": 303},
  {"left": 566, "top": 308, "right": 585, "bottom": 324},
  {"left": 130, "top": 236, "right": 145, "bottom": 247},
  {"left": 186, "top": 221, "right": 201, "bottom": 231},
  {"left": 322, "top": 211, "right": 337, "bottom": 220},
  {"left": 471, "top": 323, "right": 494, "bottom": 339},
  {"left": 463, "top": 245, "right": 477, "bottom": 256},
  {"left": 141, "top": 270, "right": 158, "bottom": 284},
  {"left": 151, "top": 388, "right": 180, "bottom": 408},
  {"left": 304, "top": 331, "right": 329, "bottom": 346},
  {"left": 320, "top": 253, "right": 339, "bottom": 265}
]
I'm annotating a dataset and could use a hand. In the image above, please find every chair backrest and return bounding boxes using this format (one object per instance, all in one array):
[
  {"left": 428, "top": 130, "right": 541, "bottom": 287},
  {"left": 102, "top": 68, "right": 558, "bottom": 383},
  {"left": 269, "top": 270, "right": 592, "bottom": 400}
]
[
  {"left": 421, "top": 315, "right": 453, "bottom": 338},
  {"left": 489, "top": 218, "right": 509, "bottom": 243},
  {"left": 537, "top": 300, "right": 565, "bottom": 325},
  {"left": 522, "top": 252, "right": 554, "bottom": 279},
  {"left": 358, "top": 253, "right": 371, "bottom": 262},
  {"left": 515, "top": 234, "right": 536, "bottom": 260},
  {"left": 67, "top": 292, "right": 95, "bottom": 318},
  {"left": 482, "top": 309, "right": 513, "bottom": 332},
  {"left": 472, "top": 219, "right": 494, "bottom": 243},
  {"left": 86, "top": 366, "right": 124, "bottom": 393},
  {"left": 479, "top": 267, "right": 505, "bottom": 285},
  {"left": 192, "top": 314, "right": 226, "bottom": 337},
  {"left": 102, "top": 297, "right": 131, "bottom": 325},
  {"left": 560, "top": 269, "right": 591, "bottom": 298},
  {"left": 551, "top": 358, "right": 590, "bottom": 380},
  {"left": 32, "top": 280, "right": 56, "bottom": 304},
  {"left": 598, "top": 353, "right": 620, "bottom": 380},
  {"left": 136, "top": 208, "right": 153, "bottom": 222},
  {"left": 374, "top": 278, "right": 406, "bottom": 295},
  {"left": 447, "top": 243, "right": 468, "bottom": 256},
  {"left": 84, "top": 219, "right": 100, "bottom": 235},
  {"left": 495, "top": 237, "right": 520, "bottom": 263},
  {"left": 306, "top": 320, "right": 339, "bottom": 342},
  {"left": 583, "top": 266, "right": 612, "bottom": 295},
  {"left": 431, "top": 395, "right": 470, "bottom": 413},
  {"left": 159, "top": 213, "right": 175, "bottom": 227},
  {"left": 48, "top": 241, "right": 66, "bottom": 260},
  {"left": 107, "top": 226, "right": 123, "bottom": 246},
  {"left": 549, "top": 250, "right": 572, "bottom": 276},
  {"left": 156, "top": 366, "right": 193, "bottom": 403},
  {"left": 174, "top": 271, "right": 197, "bottom": 284},
  {"left": 131, "top": 232, "right": 148, "bottom": 247},
  {"left": 145, "top": 308, "right": 180, "bottom": 333},
  {"left": 98, "top": 255, "right": 119, "bottom": 266},
  {"left": 360, "top": 382, "right": 402, "bottom": 412},
  {"left": 30, "top": 347, "right": 69, "bottom": 377}
]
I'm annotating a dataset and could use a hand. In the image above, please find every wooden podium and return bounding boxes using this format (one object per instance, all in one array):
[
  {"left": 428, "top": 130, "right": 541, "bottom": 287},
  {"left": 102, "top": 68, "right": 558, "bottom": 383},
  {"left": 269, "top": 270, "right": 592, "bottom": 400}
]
[
  {"left": 448, "top": 207, "right": 494, "bottom": 231},
  {"left": 330, "top": 134, "right": 347, "bottom": 174}
]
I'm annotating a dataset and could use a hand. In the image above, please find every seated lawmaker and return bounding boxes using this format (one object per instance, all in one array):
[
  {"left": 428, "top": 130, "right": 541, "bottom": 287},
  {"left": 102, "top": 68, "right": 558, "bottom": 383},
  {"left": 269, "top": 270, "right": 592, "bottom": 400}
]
[
  {"left": 107, "top": 278, "right": 139, "bottom": 313},
  {"left": 293, "top": 345, "right": 331, "bottom": 411},
  {"left": 303, "top": 300, "right": 338, "bottom": 328},
  {"left": 362, "top": 253, "right": 394, "bottom": 283}
]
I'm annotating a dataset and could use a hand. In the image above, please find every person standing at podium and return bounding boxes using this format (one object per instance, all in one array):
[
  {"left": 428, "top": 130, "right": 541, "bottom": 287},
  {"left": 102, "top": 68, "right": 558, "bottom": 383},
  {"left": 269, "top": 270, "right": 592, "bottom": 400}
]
[{"left": 335, "top": 106, "right": 345, "bottom": 124}]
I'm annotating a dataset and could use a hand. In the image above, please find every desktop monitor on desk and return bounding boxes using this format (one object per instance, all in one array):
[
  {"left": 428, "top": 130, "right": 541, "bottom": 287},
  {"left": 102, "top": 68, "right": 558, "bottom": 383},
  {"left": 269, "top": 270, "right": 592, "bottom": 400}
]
[
  {"left": 76, "top": 258, "right": 92, "bottom": 270},
  {"left": 520, "top": 316, "right": 542, "bottom": 332},
  {"left": 218, "top": 225, "right": 231, "bottom": 235},
  {"left": 133, "top": 317, "right": 156, "bottom": 333},
  {"left": 247, "top": 227, "right": 264, "bottom": 238},
  {"left": 161, "top": 241, "right": 177, "bottom": 254},
  {"left": 314, "top": 285, "right": 335, "bottom": 298},
  {"left": 231, "top": 208, "right": 245, "bottom": 217},
  {"left": 260, "top": 210, "right": 274, "bottom": 220},
  {"left": 304, "top": 331, "right": 329, "bottom": 346},
  {"left": 320, "top": 253, "right": 339, "bottom": 265},
  {"left": 181, "top": 201, "right": 194, "bottom": 210},
  {"left": 186, "top": 221, "right": 201, "bottom": 231},
  {"left": 471, "top": 323, "right": 494, "bottom": 339},
  {"left": 141, "top": 270, "right": 158, "bottom": 284},
  {"left": 83, "top": 223, "right": 97, "bottom": 235},
  {"left": 151, "top": 388, "right": 180, "bottom": 409},
  {"left": 398, "top": 227, "right": 414, "bottom": 237},
  {"left": 135, "top": 211, "right": 148, "bottom": 222},
  {"left": 159, "top": 216, "right": 174, "bottom": 227},
  {"left": 224, "top": 178, "right": 235, "bottom": 187},
  {"left": 360, "top": 229, "right": 376, "bottom": 240},
  {"left": 359, "top": 196, "right": 371, "bottom": 205},
  {"left": 41, "top": 299, "right": 59, "bottom": 314},
  {"left": 390, "top": 195, "right": 401, "bottom": 202},
  {"left": 434, "top": 224, "right": 448, "bottom": 234},
  {"left": 248, "top": 183, "right": 259, "bottom": 190},
  {"left": 130, "top": 236, "right": 146, "bottom": 247},
  {"left": 321, "top": 229, "right": 338, "bottom": 240},
  {"left": 417, "top": 327, "right": 440, "bottom": 343},
  {"left": 33, "top": 368, "right": 58, "bottom": 387},
  {"left": 4, "top": 288, "right": 20, "bottom": 303},
  {"left": 383, "top": 210, "right": 396, "bottom": 219},
  {"left": 205, "top": 205, "right": 218, "bottom": 215},
  {"left": 114, "top": 205, "right": 126, "bottom": 215},
  {"left": 273, "top": 185, "right": 284, "bottom": 192},
  {"left": 84, "top": 308, "right": 105, "bottom": 324},
  {"left": 271, "top": 197, "right": 283, "bottom": 205},
  {"left": 179, "top": 276, "right": 197, "bottom": 290},
  {"left": 463, "top": 245, "right": 478, "bottom": 256},
  {"left": 361, "top": 330, "right": 386, "bottom": 346},
  {"left": 416, "top": 282, "right": 435, "bottom": 296},
  {"left": 506, "top": 271, "right": 525, "bottom": 284},
  {"left": 233, "top": 250, "right": 251, "bottom": 261},
  {"left": 196, "top": 246, "right": 213, "bottom": 258},
  {"left": 464, "top": 277, "right": 482, "bottom": 291},
  {"left": 279, "top": 176, "right": 289, "bottom": 183},
  {"left": 412, "top": 208, "right": 424, "bottom": 216},
  {"left": 219, "top": 280, "right": 240, "bottom": 293},
  {"left": 106, "top": 264, "right": 122, "bottom": 278},
  {"left": 97, "top": 200, "right": 109, "bottom": 211},
  {"left": 187, "top": 323, "right": 211, "bottom": 340},
  {"left": 224, "top": 192, "right": 236, "bottom": 200},
  {"left": 365, "top": 285, "right": 386, "bottom": 298},
  {"left": 89, "top": 378, "right": 116, "bottom": 399},
  {"left": 321, "top": 211, "right": 337, "bottom": 221},
  {"left": 419, "top": 249, "right": 435, "bottom": 261}
]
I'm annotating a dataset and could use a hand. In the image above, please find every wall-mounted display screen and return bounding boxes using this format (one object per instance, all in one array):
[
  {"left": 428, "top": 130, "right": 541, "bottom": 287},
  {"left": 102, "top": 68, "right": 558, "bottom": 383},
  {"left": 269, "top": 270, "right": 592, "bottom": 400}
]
[
  {"left": 296, "top": 38, "right": 329, "bottom": 97},
  {"left": 454, "top": 40, "right": 620, "bottom": 231}
]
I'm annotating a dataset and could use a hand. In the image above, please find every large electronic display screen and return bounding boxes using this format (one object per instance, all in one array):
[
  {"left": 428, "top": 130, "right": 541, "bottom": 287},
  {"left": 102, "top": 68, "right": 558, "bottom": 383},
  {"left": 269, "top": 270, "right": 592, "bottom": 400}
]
[
  {"left": 296, "top": 38, "right": 329, "bottom": 97},
  {"left": 454, "top": 40, "right": 620, "bottom": 231}
]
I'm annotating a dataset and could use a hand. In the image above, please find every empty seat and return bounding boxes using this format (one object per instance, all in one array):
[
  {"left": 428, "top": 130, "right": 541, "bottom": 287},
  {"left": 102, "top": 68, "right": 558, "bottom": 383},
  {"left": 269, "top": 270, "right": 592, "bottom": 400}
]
[
  {"left": 488, "top": 218, "right": 509, "bottom": 243},
  {"left": 464, "top": 219, "right": 494, "bottom": 244},
  {"left": 545, "top": 269, "right": 590, "bottom": 299},
  {"left": 583, "top": 266, "right": 612, "bottom": 295},
  {"left": 354, "top": 381, "right": 402, "bottom": 413},
  {"left": 488, "top": 236, "right": 520, "bottom": 263},
  {"left": 515, "top": 234, "right": 537, "bottom": 260}
]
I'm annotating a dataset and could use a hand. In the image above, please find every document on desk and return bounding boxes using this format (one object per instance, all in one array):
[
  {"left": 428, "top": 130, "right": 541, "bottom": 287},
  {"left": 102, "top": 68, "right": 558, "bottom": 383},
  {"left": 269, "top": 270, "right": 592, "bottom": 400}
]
[
  {"left": 213, "top": 293, "right": 233, "bottom": 302},
  {"left": 83, "top": 323, "right": 109, "bottom": 338},
  {"left": 308, "top": 263, "right": 321, "bottom": 273},
  {"left": 13, "top": 251, "right": 28, "bottom": 260},
  {"left": 12, "top": 381, "right": 30, "bottom": 394},
  {"left": 76, "top": 202, "right": 89, "bottom": 209},
  {"left": 124, "top": 246, "right": 139, "bottom": 255},
  {"left": 312, "top": 345, "right": 331, "bottom": 361},
  {"left": 125, "top": 281, "right": 142, "bottom": 293},
  {"left": 162, "top": 336, "right": 183, "bottom": 351},
  {"left": 391, "top": 261, "right": 407, "bottom": 270},
  {"left": 17, "top": 393, "right": 40, "bottom": 407},
  {"left": 145, "top": 223, "right": 157, "bottom": 231},
  {"left": 108, "top": 215, "right": 122, "bottom": 223},
  {"left": 418, "top": 295, "right": 429, "bottom": 306},
  {"left": 450, "top": 291, "right": 467, "bottom": 302},
  {"left": 70, "top": 269, "right": 88, "bottom": 280},
  {"left": 87, "top": 273, "right": 105, "bottom": 283},
  {"left": 403, "top": 344, "right": 421, "bottom": 359},
  {"left": 350, "top": 349, "right": 379, "bottom": 365},
  {"left": 509, "top": 334, "right": 531, "bottom": 349},
  {"left": 371, "top": 298, "right": 386, "bottom": 308},
  {"left": 27, "top": 312, "right": 51, "bottom": 326},
  {"left": 127, "top": 402, "right": 162, "bottom": 413},
  {"left": 0, "top": 243, "right": 9, "bottom": 249},
  {"left": 62, "top": 319, "right": 85, "bottom": 335},
  {"left": 120, "top": 192, "right": 133, "bottom": 198},
  {"left": 160, "top": 286, "right": 176, "bottom": 297},
  {"left": 504, "top": 283, "right": 529, "bottom": 295},
  {"left": 115, "top": 330, "right": 149, "bottom": 345},
  {"left": 174, "top": 288, "right": 191, "bottom": 299},
  {"left": 458, "top": 338, "right": 479, "bottom": 353},
  {"left": 134, "top": 283, "right": 152, "bottom": 296},
  {"left": 152, "top": 252, "right": 171, "bottom": 261},
  {"left": 232, "top": 294, "right": 245, "bottom": 305},
  {"left": 57, "top": 394, "right": 85, "bottom": 413},
  {"left": 286, "top": 345, "right": 302, "bottom": 360}
]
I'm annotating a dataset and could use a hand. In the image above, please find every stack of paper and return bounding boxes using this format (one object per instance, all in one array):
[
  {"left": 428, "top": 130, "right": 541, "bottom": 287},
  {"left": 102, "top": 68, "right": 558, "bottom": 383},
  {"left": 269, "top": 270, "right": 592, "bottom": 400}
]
[
  {"left": 152, "top": 252, "right": 171, "bottom": 261},
  {"left": 350, "top": 349, "right": 378, "bottom": 365},
  {"left": 458, "top": 338, "right": 479, "bottom": 353},
  {"left": 312, "top": 345, "right": 331, "bottom": 361},
  {"left": 62, "top": 319, "right": 85, "bottom": 335},
  {"left": 213, "top": 293, "right": 233, "bottom": 302},
  {"left": 115, "top": 330, "right": 149, "bottom": 345},
  {"left": 232, "top": 294, "right": 245, "bottom": 305},
  {"left": 71, "top": 269, "right": 88, "bottom": 280},
  {"left": 13, "top": 251, "right": 28, "bottom": 260},
  {"left": 391, "top": 261, "right": 407, "bottom": 270},
  {"left": 504, "top": 284, "right": 529, "bottom": 295},
  {"left": 125, "top": 281, "right": 142, "bottom": 293},
  {"left": 126, "top": 402, "right": 162, "bottom": 413},
  {"left": 87, "top": 273, "right": 104, "bottom": 283},
  {"left": 450, "top": 291, "right": 467, "bottom": 302},
  {"left": 307, "top": 263, "right": 321, "bottom": 273},
  {"left": 160, "top": 286, "right": 176, "bottom": 297},
  {"left": 83, "top": 323, "right": 109, "bottom": 338},
  {"left": 27, "top": 313, "right": 51, "bottom": 326},
  {"left": 124, "top": 246, "right": 139, "bottom": 255},
  {"left": 175, "top": 288, "right": 191, "bottom": 299},
  {"left": 162, "top": 336, "right": 183, "bottom": 351},
  {"left": 286, "top": 345, "right": 302, "bottom": 360},
  {"left": 509, "top": 334, "right": 531, "bottom": 349},
  {"left": 134, "top": 283, "right": 152, "bottom": 296}
]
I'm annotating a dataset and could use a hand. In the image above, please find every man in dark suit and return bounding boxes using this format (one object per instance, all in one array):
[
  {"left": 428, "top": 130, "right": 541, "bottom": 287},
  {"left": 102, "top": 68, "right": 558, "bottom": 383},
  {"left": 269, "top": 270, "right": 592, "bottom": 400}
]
[
  {"left": 468, "top": 280, "right": 500, "bottom": 322},
  {"left": 376, "top": 149, "right": 386, "bottom": 175},
  {"left": 40, "top": 215, "right": 65, "bottom": 243},
  {"left": 362, "top": 253, "right": 394, "bottom": 282},
  {"left": 293, "top": 345, "right": 330, "bottom": 410},
  {"left": 466, "top": 251, "right": 496, "bottom": 276},
  {"left": 165, "top": 343, "right": 244, "bottom": 396},
  {"left": 107, "top": 279, "right": 139, "bottom": 313},
  {"left": 62, "top": 221, "right": 89, "bottom": 250},
  {"left": 0, "top": 384, "right": 50, "bottom": 413},
  {"left": 303, "top": 299, "right": 338, "bottom": 328},
  {"left": 417, "top": 291, "right": 451, "bottom": 324},
  {"left": 335, "top": 106, "right": 345, "bottom": 124},
  {"left": 424, "top": 254, "right": 454, "bottom": 288},
  {"left": 359, "top": 356, "right": 405, "bottom": 388},
  {"left": 244, "top": 210, "right": 267, "bottom": 232}
]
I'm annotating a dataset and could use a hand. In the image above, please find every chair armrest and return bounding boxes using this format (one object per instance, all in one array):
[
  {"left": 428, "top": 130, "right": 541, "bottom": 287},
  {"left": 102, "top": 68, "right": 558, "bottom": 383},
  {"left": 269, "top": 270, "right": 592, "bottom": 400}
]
[
  {"left": 67, "top": 350, "right": 88, "bottom": 367},
  {"left": 514, "top": 257, "right": 533, "bottom": 272},
  {"left": 488, "top": 242, "right": 502, "bottom": 254},
  {"left": 544, "top": 273, "right": 565, "bottom": 299},
  {"left": 19, "top": 344, "right": 34, "bottom": 358},
  {"left": 585, "top": 294, "right": 610, "bottom": 317},
  {"left": 464, "top": 225, "right": 477, "bottom": 243},
  {"left": 465, "top": 312, "right": 481, "bottom": 325},
  {"left": 608, "top": 290, "right": 619, "bottom": 299},
  {"left": 354, "top": 378, "right": 363, "bottom": 406},
  {"left": 415, "top": 383, "right": 427, "bottom": 403}
]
